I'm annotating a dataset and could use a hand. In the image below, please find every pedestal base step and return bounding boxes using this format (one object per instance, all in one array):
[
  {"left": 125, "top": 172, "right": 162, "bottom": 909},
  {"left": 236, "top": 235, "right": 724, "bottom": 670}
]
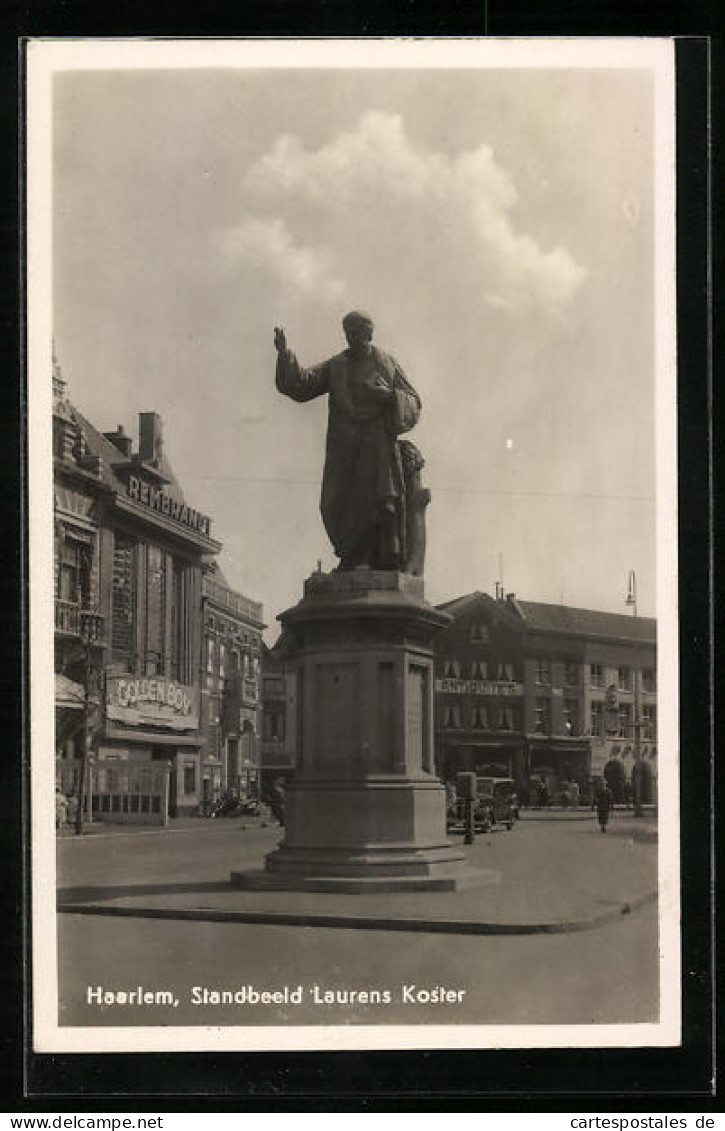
[{"left": 230, "top": 866, "right": 496, "bottom": 894}]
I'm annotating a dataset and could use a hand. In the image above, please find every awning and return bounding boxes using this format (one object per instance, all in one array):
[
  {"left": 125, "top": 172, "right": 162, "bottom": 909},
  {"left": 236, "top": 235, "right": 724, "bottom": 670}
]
[
  {"left": 55, "top": 673, "right": 85, "bottom": 710},
  {"left": 105, "top": 726, "right": 201, "bottom": 747}
]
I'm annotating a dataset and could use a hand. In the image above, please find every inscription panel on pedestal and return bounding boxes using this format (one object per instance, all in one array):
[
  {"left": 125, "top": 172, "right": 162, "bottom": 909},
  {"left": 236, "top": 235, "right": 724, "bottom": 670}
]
[
  {"left": 406, "top": 663, "right": 428, "bottom": 775},
  {"left": 376, "top": 661, "right": 396, "bottom": 773},
  {"left": 314, "top": 661, "right": 360, "bottom": 770}
]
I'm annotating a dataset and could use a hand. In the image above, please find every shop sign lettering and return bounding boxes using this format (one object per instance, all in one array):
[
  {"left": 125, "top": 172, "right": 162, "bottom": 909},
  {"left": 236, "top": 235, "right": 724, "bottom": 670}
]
[
  {"left": 435, "top": 678, "right": 523, "bottom": 696},
  {"left": 127, "top": 475, "right": 212, "bottom": 537},
  {"left": 106, "top": 675, "right": 199, "bottom": 730}
]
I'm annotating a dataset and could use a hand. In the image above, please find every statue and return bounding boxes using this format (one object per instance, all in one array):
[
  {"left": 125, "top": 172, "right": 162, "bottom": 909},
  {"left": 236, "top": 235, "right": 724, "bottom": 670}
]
[
  {"left": 274, "top": 311, "right": 428, "bottom": 573},
  {"left": 400, "top": 440, "right": 430, "bottom": 577}
]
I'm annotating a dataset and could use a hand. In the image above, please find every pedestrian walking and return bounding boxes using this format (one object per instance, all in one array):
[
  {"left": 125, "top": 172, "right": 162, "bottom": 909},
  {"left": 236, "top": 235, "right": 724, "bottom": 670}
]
[
  {"left": 596, "top": 784, "right": 614, "bottom": 832},
  {"left": 270, "top": 778, "right": 286, "bottom": 827}
]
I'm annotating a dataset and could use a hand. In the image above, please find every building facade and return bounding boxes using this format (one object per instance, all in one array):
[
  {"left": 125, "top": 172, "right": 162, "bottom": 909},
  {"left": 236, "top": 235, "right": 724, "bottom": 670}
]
[
  {"left": 53, "top": 360, "right": 264, "bottom": 819},
  {"left": 259, "top": 636, "right": 299, "bottom": 797},
  {"left": 200, "top": 563, "right": 264, "bottom": 804},
  {"left": 434, "top": 591, "right": 657, "bottom": 803}
]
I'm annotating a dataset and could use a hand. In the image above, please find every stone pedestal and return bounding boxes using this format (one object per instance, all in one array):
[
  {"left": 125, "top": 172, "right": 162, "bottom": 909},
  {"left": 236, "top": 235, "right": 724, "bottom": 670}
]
[{"left": 232, "top": 568, "right": 476, "bottom": 893}]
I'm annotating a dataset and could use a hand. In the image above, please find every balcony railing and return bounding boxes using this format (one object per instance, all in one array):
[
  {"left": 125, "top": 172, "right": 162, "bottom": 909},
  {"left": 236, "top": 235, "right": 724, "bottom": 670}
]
[{"left": 55, "top": 600, "right": 106, "bottom": 645}]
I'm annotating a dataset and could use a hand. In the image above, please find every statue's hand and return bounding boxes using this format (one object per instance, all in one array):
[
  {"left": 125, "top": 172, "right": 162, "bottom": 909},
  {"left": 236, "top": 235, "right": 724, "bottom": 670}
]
[
  {"left": 368, "top": 379, "right": 394, "bottom": 404},
  {"left": 274, "top": 326, "right": 287, "bottom": 353}
]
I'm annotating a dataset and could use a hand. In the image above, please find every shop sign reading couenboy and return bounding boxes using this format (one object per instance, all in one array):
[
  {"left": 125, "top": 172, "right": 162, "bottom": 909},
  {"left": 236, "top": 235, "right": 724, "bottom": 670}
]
[{"left": 106, "top": 675, "right": 200, "bottom": 730}]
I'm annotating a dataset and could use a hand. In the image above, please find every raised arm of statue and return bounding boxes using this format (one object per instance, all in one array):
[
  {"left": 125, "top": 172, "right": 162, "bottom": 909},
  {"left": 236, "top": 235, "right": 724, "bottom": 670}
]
[{"left": 274, "top": 326, "right": 330, "bottom": 404}]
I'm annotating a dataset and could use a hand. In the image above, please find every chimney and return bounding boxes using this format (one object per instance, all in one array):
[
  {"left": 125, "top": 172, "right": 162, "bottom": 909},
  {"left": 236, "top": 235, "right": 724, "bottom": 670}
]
[
  {"left": 103, "top": 424, "right": 133, "bottom": 458},
  {"left": 139, "top": 412, "right": 164, "bottom": 466}
]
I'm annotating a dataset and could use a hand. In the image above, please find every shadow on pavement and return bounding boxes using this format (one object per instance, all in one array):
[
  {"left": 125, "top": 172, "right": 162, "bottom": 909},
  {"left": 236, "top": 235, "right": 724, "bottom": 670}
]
[{"left": 58, "top": 880, "right": 234, "bottom": 904}]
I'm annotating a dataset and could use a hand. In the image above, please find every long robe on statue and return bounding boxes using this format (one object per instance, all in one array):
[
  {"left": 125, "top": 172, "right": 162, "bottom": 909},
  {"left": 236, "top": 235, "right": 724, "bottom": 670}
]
[{"left": 276, "top": 344, "right": 421, "bottom": 569}]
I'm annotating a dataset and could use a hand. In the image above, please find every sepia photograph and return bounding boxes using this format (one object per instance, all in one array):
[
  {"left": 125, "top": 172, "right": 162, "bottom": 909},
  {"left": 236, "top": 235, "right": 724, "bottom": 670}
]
[{"left": 27, "top": 37, "right": 679, "bottom": 1054}]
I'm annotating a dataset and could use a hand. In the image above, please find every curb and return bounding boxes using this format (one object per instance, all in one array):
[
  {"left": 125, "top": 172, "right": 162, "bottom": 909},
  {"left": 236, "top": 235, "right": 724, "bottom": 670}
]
[{"left": 57, "top": 889, "right": 657, "bottom": 937}]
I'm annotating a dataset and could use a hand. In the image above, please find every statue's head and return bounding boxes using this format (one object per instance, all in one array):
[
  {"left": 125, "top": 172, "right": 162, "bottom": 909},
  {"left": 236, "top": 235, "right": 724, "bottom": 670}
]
[{"left": 342, "top": 310, "right": 374, "bottom": 348}]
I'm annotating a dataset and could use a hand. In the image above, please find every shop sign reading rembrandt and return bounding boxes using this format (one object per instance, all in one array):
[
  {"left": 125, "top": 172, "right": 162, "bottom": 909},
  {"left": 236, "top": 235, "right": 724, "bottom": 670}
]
[
  {"left": 106, "top": 675, "right": 200, "bottom": 730},
  {"left": 435, "top": 678, "right": 523, "bottom": 696},
  {"left": 127, "top": 475, "right": 212, "bottom": 538}
]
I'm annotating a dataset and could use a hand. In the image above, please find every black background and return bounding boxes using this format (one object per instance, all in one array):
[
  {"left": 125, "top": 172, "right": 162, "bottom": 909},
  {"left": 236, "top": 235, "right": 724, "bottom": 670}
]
[{"left": 3, "top": 0, "right": 720, "bottom": 1111}]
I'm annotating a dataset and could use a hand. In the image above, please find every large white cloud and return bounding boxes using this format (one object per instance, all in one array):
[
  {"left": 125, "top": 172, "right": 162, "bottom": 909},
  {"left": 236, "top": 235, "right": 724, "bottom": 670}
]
[
  {"left": 234, "top": 111, "right": 585, "bottom": 312},
  {"left": 216, "top": 215, "right": 344, "bottom": 302}
]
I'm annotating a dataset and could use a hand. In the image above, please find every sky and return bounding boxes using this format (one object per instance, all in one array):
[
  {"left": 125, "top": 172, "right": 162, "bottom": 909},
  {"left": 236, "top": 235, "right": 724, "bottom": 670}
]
[{"left": 50, "top": 48, "right": 669, "bottom": 638}]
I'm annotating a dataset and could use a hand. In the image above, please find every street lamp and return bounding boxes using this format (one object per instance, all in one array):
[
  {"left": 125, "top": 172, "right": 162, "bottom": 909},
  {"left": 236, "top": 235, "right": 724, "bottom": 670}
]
[
  {"left": 74, "top": 612, "right": 103, "bottom": 836},
  {"left": 630, "top": 669, "right": 646, "bottom": 819},
  {"left": 624, "top": 573, "right": 646, "bottom": 818},
  {"left": 626, "top": 569, "right": 638, "bottom": 617}
]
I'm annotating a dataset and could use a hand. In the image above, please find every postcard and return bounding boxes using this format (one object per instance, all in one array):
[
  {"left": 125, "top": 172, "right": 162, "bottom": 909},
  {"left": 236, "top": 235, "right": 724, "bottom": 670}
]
[{"left": 27, "top": 36, "right": 679, "bottom": 1053}]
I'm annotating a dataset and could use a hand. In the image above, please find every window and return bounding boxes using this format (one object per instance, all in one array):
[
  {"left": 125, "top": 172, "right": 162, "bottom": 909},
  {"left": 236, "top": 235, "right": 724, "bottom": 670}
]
[
  {"left": 618, "top": 702, "right": 633, "bottom": 737},
  {"left": 111, "top": 533, "right": 136, "bottom": 664},
  {"left": 111, "top": 538, "right": 188, "bottom": 678},
  {"left": 219, "top": 642, "right": 226, "bottom": 677},
  {"left": 499, "top": 705, "right": 515, "bottom": 731},
  {"left": 642, "top": 668, "right": 656, "bottom": 693},
  {"left": 183, "top": 762, "right": 196, "bottom": 795},
  {"left": 145, "top": 545, "right": 166, "bottom": 675},
  {"left": 470, "top": 704, "right": 489, "bottom": 729},
  {"left": 562, "top": 661, "right": 578, "bottom": 687},
  {"left": 263, "top": 677, "right": 284, "bottom": 696},
  {"left": 443, "top": 658, "right": 461, "bottom": 679},
  {"left": 469, "top": 621, "right": 488, "bottom": 642},
  {"left": 208, "top": 697, "right": 218, "bottom": 725},
  {"left": 471, "top": 660, "right": 488, "bottom": 680},
  {"left": 169, "top": 562, "right": 183, "bottom": 678},
  {"left": 57, "top": 537, "right": 92, "bottom": 607},
  {"left": 496, "top": 661, "right": 514, "bottom": 682},
  {"left": 563, "top": 699, "right": 578, "bottom": 735},
  {"left": 590, "top": 663, "right": 605, "bottom": 688},
  {"left": 618, "top": 665, "right": 632, "bottom": 691},
  {"left": 591, "top": 701, "right": 604, "bottom": 737},
  {"left": 443, "top": 703, "right": 462, "bottom": 729},
  {"left": 206, "top": 636, "right": 214, "bottom": 674},
  {"left": 642, "top": 705, "right": 657, "bottom": 740},
  {"left": 535, "top": 659, "right": 550, "bottom": 684},
  {"left": 534, "top": 697, "right": 550, "bottom": 734}
]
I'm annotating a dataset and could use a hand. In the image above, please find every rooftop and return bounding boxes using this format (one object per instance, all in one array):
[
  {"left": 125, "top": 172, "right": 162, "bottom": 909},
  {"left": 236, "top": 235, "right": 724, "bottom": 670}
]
[{"left": 437, "top": 590, "right": 655, "bottom": 644}]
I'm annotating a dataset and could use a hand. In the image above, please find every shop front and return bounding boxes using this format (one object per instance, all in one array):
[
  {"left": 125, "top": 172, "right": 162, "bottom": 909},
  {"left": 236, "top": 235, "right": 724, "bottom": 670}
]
[
  {"left": 99, "top": 672, "right": 203, "bottom": 818},
  {"left": 436, "top": 737, "right": 526, "bottom": 789},
  {"left": 526, "top": 735, "right": 592, "bottom": 801}
]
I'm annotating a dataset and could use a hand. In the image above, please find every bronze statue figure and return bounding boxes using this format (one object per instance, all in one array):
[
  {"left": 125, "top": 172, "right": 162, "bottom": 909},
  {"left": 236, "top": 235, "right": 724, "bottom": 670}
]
[{"left": 274, "top": 311, "right": 428, "bottom": 574}]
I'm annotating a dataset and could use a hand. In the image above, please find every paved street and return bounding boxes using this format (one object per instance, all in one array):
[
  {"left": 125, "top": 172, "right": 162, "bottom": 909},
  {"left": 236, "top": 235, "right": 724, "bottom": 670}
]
[{"left": 56, "top": 811, "right": 660, "bottom": 1028}]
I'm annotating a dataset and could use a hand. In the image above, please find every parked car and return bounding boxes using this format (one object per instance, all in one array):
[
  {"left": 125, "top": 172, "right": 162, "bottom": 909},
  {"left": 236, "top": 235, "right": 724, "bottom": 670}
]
[
  {"left": 445, "top": 783, "right": 492, "bottom": 834},
  {"left": 472, "top": 777, "right": 518, "bottom": 829}
]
